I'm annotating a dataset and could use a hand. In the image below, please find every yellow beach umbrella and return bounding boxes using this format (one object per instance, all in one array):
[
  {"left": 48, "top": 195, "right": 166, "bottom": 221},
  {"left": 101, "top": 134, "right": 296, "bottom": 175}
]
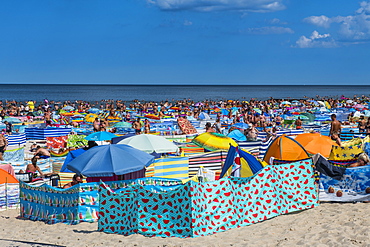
[
  {"left": 192, "top": 132, "right": 237, "bottom": 151},
  {"left": 84, "top": 113, "right": 98, "bottom": 123}
]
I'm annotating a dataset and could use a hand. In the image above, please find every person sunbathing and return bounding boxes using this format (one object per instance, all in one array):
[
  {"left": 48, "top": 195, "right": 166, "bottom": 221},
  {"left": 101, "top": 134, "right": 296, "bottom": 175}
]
[
  {"left": 25, "top": 158, "right": 45, "bottom": 177},
  {"left": 63, "top": 174, "right": 83, "bottom": 189},
  {"left": 33, "top": 146, "right": 51, "bottom": 159},
  {"left": 349, "top": 153, "right": 370, "bottom": 168}
]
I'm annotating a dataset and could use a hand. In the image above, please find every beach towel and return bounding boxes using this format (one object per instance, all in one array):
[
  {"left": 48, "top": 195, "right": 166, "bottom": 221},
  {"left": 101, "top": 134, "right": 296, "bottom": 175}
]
[
  {"left": 177, "top": 118, "right": 197, "bottom": 135},
  {"left": 46, "top": 135, "right": 68, "bottom": 149},
  {"left": 319, "top": 165, "right": 370, "bottom": 202},
  {"left": 67, "top": 134, "right": 88, "bottom": 148}
]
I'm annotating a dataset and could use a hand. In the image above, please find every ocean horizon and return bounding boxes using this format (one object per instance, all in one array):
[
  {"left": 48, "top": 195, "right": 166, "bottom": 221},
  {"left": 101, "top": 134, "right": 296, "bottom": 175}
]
[{"left": 0, "top": 84, "right": 369, "bottom": 103}]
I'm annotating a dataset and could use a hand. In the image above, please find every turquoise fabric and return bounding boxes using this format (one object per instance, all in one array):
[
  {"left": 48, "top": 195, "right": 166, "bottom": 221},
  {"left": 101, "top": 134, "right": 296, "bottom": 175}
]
[{"left": 98, "top": 159, "right": 318, "bottom": 237}]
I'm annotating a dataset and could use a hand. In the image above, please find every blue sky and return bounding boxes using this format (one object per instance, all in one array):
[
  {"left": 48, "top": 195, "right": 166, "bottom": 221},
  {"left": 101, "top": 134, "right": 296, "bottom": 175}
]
[{"left": 0, "top": 0, "right": 369, "bottom": 85}]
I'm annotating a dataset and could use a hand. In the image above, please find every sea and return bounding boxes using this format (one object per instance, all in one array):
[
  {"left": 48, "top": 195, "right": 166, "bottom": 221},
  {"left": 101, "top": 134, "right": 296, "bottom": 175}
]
[{"left": 0, "top": 84, "right": 369, "bottom": 104}]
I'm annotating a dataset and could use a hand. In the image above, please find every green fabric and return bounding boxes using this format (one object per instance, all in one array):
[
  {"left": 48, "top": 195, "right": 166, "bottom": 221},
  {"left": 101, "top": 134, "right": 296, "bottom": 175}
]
[{"left": 67, "top": 134, "right": 88, "bottom": 148}]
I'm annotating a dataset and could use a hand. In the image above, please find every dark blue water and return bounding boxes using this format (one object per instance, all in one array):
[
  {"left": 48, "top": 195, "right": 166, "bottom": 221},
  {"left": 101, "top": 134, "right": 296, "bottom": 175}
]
[{"left": 0, "top": 84, "right": 369, "bottom": 103}]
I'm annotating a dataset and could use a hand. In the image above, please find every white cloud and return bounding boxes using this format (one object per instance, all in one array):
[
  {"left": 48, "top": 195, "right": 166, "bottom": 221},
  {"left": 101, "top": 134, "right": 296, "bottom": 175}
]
[
  {"left": 303, "top": 1, "right": 370, "bottom": 42},
  {"left": 246, "top": 26, "right": 294, "bottom": 34},
  {"left": 295, "top": 31, "right": 337, "bottom": 48},
  {"left": 184, "top": 20, "right": 193, "bottom": 26},
  {"left": 304, "top": 15, "right": 331, "bottom": 28},
  {"left": 147, "top": 0, "right": 286, "bottom": 13},
  {"left": 269, "top": 18, "right": 287, "bottom": 25}
]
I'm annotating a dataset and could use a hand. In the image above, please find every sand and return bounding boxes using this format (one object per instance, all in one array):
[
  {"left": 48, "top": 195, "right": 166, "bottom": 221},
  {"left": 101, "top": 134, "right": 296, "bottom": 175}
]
[{"left": 0, "top": 202, "right": 369, "bottom": 247}]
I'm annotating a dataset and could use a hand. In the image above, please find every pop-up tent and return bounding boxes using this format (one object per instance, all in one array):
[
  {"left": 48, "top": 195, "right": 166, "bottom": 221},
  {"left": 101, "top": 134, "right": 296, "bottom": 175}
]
[
  {"left": 263, "top": 135, "right": 309, "bottom": 163},
  {"left": 0, "top": 169, "right": 18, "bottom": 184}
]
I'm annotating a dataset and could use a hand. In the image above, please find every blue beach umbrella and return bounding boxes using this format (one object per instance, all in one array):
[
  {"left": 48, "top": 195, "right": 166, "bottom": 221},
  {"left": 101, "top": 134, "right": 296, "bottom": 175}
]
[
  {"left": 84, "top": 131, "right": 117, "bottom": 141},
  {"left": 66, "top": 144, "right": 154, "bottom": 177},
  {"left": 198, "top": 112, "right": 211, "bottom": 120},
  {"left": 232, "top": 122, "right": 250, "bottom": 129},
  {"left": 4, "top": 117, "right": 22, "bottom": 124},
  {"left": 227, "top": 129, "right": 247, "bottom": 141},
  {"left": 62, "top": 105, "right": 74, "bottom": 111},
  {"left": 113, "top": 121, "right": 132, "bottom": 128},
  {"left": 88, "top": 108, "right": 101, "bottom": 114}
]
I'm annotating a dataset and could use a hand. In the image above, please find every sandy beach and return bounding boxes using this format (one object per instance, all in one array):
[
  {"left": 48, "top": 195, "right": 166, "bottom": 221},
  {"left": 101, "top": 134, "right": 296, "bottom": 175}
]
[{"left": 0, "top": 203, "right": 368, "bottom": 247}]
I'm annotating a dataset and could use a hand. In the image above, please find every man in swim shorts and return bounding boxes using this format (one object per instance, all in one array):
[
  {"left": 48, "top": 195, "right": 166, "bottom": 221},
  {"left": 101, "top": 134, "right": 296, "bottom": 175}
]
[
  {"left": 0, "top": 133, "right": 8, "bottom": 161},
  {"left": 330, "top": 114, "right": 342, "bottom": 147}
]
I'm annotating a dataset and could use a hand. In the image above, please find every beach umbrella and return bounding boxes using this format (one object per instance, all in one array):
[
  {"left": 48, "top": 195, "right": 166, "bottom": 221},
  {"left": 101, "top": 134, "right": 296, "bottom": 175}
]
[
  {"left": 281, "top": 101, "right": 291, "bottom": 105},
  {"left": 221, "top": 109, "right": 229, "bottom": 116},
  {"left": 253, "top": 108, "right": 262, "bottom": 114},
  {"left": 192, "top": 132, "right": 237, "bottom": 151},
  {"left": 111, "top": 133, "right": 136, "bottom": 144},
  {"left": 232, "top": 122, "right": 250, "bottom": 129},
  {"left": 113, "top": 121, "right": 132, "bottom": 128},
  {"left": 66, "top": 144, "right": 154, "bottom": 177},
  {"left": 60, "top": 148, "right": 87, "bottom": 173},
  {"left": 227, "top": 129, "right": 247, "bottom": 141},
  {"left": 3, "top": 117, "right": 22, "bottom": 124},
  {"left": 198, "top": 112, "right": 211, "bottom": 120},
  {"left": 353, "top": 104, "right": 366, "bottom": 110},
  {"left": 295, "top": 133, "right": 338, "bottom": 157},
  {"left": 194, "top": 102, "right": 204, "bottom": 106},
  {"left": 117, "top": 134, "right": 179, "bottom": 153},
  {"left": 144, "top": 114, "right": 160, "bottom": 120},
  {"left": 291, "top": 115, "right": 309, "bottom": 120},
  {"left": 88, "top": 108, "right": 101, "bottom": 114},
  {"left": 84, "top": 113, "right": 98, "bottom": 123},
  {"left": 62, "top": 106, "right": 74, "bottom": 111},
  {"left": 85, "top": 131, "right": 117, "bottom": 141}
]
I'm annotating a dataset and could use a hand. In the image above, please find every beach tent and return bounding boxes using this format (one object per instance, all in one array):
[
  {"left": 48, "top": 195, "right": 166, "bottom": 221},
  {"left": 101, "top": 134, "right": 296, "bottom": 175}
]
[
  {"left": 0, "top": 169, "right": 18, "bottom": 184},
  {"left": 295, "top": 133, "right": 338, "bottom": 158},
  {"left": 263, "top": 135, "right": 309, "bottom": 163}
]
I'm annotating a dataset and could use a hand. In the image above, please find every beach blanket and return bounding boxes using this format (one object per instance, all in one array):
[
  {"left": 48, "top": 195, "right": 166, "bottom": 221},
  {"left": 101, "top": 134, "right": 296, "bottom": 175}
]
[
  {"left": 98, "top": 159, "right": 318, "bottom": 238},
  {"left": 46, "top": 135, "right": 68, "bottom": 149},
  {"left": 319, "top": 165, "right": 370, "bottom": 202},
  {"left": 177, "top": 118, "right": 197, "bottom": 135},
  {"left": 328, "top": 143, "right": 363, "bottom": 160}
]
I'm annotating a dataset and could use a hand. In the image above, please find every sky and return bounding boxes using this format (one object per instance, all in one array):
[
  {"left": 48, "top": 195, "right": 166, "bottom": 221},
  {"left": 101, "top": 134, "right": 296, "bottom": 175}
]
[{"left": 0, "top": 0, "right": 370, "bottom": 85}]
